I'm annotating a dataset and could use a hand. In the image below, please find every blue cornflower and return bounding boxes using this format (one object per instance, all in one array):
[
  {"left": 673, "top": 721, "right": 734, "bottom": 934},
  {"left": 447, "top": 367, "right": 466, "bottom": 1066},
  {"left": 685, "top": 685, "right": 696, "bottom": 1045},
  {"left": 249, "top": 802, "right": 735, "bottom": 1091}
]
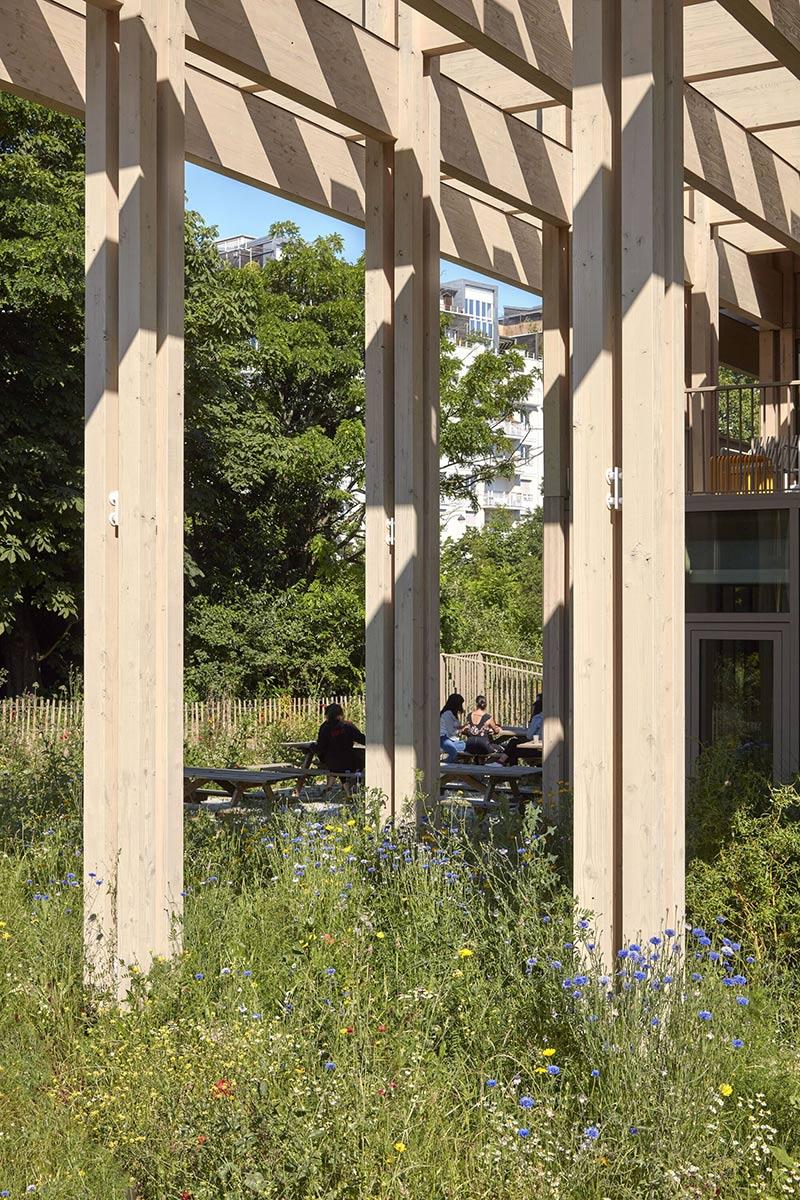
[
  {"left": 731, "top": 974, "right": 747, "bottom": 986},
  {"left": 324, "top": 1061, "right": 336, "bottom": 1071},
  {"left": 599, "top": 975, "right": 610, "bottom": 987},
  {"left": 546, "top": 1064, "right": 560, "bottom": 1076},
  {"left": 251, "top": 1012, "right": 262, "bottom": 1020},
  {"left": 550, "top": 960, "right": 563, "bottom": 971},
  {"left": 736, "top": 995, "right": 749, "bottom": 1007},
  {"left": 663, "top": 975, "right": 673, "bottom": 984},
  {"left": 525, "top": 956, "right": 538, "bottom": 974},
  {"left": 194, "top": 972, "right": 205, "bottom": 981},
  {"left": 699, "top": 936, "right": 712, "bottom": 947},
  {"left": 541, "top": 915, "right": 551, "bottom": 924},
  {"left": 587, "top": 942, "right": 596, "bottom": 952},
  {"left": 649, "top": 936, "right": 661, "bottom": 946},
  {"left": 578, "top": 919, "right": 590, "bottom": 930},
  {"left": 520, "top": 1096, "right": 536, "bottom": 1109},
  {"left": 1, "top": 1190, "right": 9, "bottom": 1196},
  {"left": 691, "top": 927, "right": 706, "bottom": 938},
  {"left": 650, "top": 1017, "right": 660, "bottom": 1027},
  {"left": 574, "top": 975, "right": 588, "bottom": 987},
  {"left": 326, "top": 967, "right": 336, "bottom": 976},
  {"left": 665, "top": 928, "right": 676, "bottom": 938},
  {"left": 746, "top": 955, "right": 755, "bottom": 964},
  {"left": 518, "top": 1127, "right": 530, "bottom": 1138},
  {"left": 485, "top": 1078, "right": 497, "bottom": 1088},
  {"left": 590, "top": 1068, "right": 600, "bottom": 1078},
  {"left": 732, "top": 1038, "right": 745, "bottom": 1049},
  {"left": 562, "top": 979, "right": 574, "bottom": 990},
  {"left": 708, "top": 951, "right": 721, "bottom": 962},
  {"left": 633, "top": 970, "right": 646, "bottom": 982},
  {"left": 716, "top": 915, "right": 726, "bottom": 924},
  {"left": 563, "top": 942, "right": 574, "bottom": 951},
  {"left": 722, "top": 976, "right": 735, "bottom": 987},
  {"left": 617, "top": 948, "right": 629, "bottom": 959},
  {"left": 629, "top": 1126, "right": 639, "bottom": 1136},
  {"left": 243, "top": 969, "right": 252, "bottom": 977},
  {"left": 698, "top": 1010, "right": 712, "bottom": 1021},
  {"left": 629, "top": 943, "right": 641, "bottom": 953},
  {"left": 584, "top": 1126, "right": 600, "bottom": 1140}
]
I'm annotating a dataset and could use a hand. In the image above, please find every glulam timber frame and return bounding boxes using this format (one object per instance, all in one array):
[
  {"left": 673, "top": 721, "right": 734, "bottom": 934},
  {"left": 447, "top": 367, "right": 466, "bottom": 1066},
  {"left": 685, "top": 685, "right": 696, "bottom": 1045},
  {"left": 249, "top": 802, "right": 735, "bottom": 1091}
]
[{"left": 2, "top": 0, "right": 800, "bottom": 978}]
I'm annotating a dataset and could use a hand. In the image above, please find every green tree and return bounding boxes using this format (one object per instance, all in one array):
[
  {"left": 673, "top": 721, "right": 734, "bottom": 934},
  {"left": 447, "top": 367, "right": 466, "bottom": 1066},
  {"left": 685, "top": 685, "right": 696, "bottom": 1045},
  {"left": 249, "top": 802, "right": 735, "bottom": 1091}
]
[
  {"left": 0, "top": 94, "right": 85, "bottom": 692},
  {"left": 440, "top": 509, "right": 544, "bottom": 661}
]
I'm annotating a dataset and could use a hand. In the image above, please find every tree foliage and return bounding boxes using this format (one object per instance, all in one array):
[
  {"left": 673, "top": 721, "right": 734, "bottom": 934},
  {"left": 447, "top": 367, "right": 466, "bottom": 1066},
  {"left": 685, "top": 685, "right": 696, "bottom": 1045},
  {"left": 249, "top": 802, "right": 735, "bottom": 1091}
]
[
  {"left": 0, "top": 95, "right": 538, "bottom": 697},
  {"left": 0, "top": 95, "right": 85, "bottom": 691},
  {"left": 440, "top": 510, "right": 544, "bottom": 662}
]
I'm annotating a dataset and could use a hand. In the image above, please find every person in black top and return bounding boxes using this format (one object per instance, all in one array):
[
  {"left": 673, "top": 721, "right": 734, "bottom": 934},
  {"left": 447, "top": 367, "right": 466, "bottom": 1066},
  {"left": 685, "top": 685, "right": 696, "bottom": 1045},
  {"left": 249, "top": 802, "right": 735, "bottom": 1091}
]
[{"left": 316, "top": 703, "right": 365, "bottom": 775}]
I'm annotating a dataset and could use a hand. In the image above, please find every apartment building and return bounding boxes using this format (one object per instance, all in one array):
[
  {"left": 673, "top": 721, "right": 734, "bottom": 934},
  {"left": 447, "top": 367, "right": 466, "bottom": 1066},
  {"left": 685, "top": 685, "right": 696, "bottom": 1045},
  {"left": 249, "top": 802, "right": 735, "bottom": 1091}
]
[{"left": 440, "top": 280, "right": 543, "bottom": 537}]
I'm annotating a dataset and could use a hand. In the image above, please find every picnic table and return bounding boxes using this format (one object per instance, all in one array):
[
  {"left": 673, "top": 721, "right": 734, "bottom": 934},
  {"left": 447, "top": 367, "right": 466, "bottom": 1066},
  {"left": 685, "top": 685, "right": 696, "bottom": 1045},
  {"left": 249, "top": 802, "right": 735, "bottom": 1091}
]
[
  {"left": 281, "top": 740, "right": 320, "bottom": 769},
  {"left": 183, "top": 764, "right": 326, "bottom": 806},
  {"left": 281, "top": 740, "right": 366, "bottom": 794},
  {"left": 440, "top": 761, "right": 542, "bottom": 809}
]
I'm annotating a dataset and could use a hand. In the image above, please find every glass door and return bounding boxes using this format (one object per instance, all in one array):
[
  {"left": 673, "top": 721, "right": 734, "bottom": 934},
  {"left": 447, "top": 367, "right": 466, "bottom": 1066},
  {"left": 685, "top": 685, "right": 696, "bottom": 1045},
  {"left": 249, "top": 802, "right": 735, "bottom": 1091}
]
[{"left": 688, "top": 628, "right": 785, "bottom": 779}]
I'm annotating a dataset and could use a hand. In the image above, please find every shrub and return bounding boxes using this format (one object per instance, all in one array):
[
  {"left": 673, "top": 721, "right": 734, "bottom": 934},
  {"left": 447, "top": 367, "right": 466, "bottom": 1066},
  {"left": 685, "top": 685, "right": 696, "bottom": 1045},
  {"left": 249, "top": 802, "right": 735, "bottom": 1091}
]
[{"left": 687, "top": 783, "right": 800, "bottom": 963}]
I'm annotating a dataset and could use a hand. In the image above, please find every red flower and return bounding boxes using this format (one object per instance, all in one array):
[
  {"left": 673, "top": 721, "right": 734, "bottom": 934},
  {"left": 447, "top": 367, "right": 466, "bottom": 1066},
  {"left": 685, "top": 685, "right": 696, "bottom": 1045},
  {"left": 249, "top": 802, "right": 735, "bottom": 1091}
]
[
  {"left": 322, "top": 933, "right": 336, "bottom": 945},
  {"left": 210, "top": 1078, "right": 235, "bottom": 1100},
  {"left": 196, "top": 1134, "right": 207, "bottom": 1146},
  {"left": 377, "top": 1024, "right": 387, "bottom": 1033},
  {"left": 180, "top": 1192, "right": 193, "bottom": 1200}
]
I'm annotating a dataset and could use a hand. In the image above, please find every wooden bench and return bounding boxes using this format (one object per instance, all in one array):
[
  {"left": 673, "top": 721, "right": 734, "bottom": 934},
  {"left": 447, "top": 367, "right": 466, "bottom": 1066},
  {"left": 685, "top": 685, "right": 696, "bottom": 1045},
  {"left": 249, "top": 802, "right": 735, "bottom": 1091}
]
[{"left": 440, "top": 762, "right": 542, "bottom": 809}]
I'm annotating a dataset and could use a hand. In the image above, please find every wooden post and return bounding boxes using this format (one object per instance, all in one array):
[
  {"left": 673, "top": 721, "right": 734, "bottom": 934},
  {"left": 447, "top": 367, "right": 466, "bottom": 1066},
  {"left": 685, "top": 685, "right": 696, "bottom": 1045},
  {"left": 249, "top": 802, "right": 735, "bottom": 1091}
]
[
  {"left": 542, "top": 221, "right": 571, "bottom": 812},
  {"left": 689, "top": 192, "right": 719, "bottom": 489},
  {"left": 84, "top": 2, "right": 119, "bottom": 982},
  {"left": 619, "top": 0, "right": 684, "bottom": 939},
  {"left": 572, "top": 0, "right": 685, "bottom": 957},
  {"left": 364, "top": 4, "right": 396, "bottom": 817},
  {"left": 114, "top": 0, "right": 184, "bottom": 986},
  {"left": 393, "top": 9, "right": 441, "bottom": 815},
  {"left": 572, "top": 0, "right": 620, "bottom": 957}
]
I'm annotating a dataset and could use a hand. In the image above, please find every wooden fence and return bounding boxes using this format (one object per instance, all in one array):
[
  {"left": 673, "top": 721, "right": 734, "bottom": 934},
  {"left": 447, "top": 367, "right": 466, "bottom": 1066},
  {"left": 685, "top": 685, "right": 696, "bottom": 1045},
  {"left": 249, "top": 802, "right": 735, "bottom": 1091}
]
[
  {"left": 440, "top": 652, "right": 543, "bottom": 726},
  {"left": 0, "top": 652, "right": 542, "bottom": 743},
  {"left": 0, "top": 694, "right": 359, "bottom": 744}
]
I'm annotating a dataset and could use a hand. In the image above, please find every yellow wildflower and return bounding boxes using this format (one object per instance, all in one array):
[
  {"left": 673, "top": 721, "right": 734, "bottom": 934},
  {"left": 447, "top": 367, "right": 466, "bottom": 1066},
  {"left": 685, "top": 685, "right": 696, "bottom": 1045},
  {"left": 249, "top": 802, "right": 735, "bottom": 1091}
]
[
  {"left": 394, "top": 1141, "right": 407, "bottom": 1154},
  {"left": 457, "top": 947, "right": 474, "bottom": 959},
  {"left": 376, "top": 931, "right": 386, "bottom": 940},
  {"left": 541, "top": 1048, "right": 556, "bottom": 1057},
  {"left": 719, "top": 1083, "right": 733, "bottom": 1097}
]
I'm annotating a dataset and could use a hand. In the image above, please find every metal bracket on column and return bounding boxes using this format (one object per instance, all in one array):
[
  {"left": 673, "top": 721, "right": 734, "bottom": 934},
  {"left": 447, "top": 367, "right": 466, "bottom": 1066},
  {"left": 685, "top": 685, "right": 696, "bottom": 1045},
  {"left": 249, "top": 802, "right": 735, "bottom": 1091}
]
[
  {"left": 108, "top": 490, "right": 120, "bottom": 528},
  {"left": 605, "top": 467, "right": 622, "bottom": 512}
]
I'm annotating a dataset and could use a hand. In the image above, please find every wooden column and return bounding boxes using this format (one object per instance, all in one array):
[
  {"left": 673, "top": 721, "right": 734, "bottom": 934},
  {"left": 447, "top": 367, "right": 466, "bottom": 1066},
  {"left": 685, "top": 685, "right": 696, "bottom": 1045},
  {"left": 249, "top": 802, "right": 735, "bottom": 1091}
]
[
  {"left": 542, "top": 223, "right": 571, "bottom": 812},
  {"left": 84, "top": 3, "right": 120, "bottom": 982},
  {"left": 573, "top": 0, "right": 685, "bottom": 958},
  {"left": 85, "top": 0, "right": 185, "bottom": 990},
  {"left": 619, "top": 0, "right": 684, "bottom": 939},
  {"left": 393, "top": 9, "right": 441, "bottom": 813},
  {"left": 689, "top": 192, "right": 719, "bottom": 489},
  {"left": 364, "top": 1, "right": 396, "bottom": 815},
  {"left": 572, "top": 0, "right": 620, "bottom": 958}
]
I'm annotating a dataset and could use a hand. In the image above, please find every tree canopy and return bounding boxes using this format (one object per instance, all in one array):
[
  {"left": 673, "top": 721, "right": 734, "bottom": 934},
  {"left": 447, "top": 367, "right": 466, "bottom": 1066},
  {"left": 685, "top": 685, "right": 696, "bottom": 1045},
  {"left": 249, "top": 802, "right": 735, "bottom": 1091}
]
[{"left": 0, "top": 94, "right": 540, "bottom": 698}]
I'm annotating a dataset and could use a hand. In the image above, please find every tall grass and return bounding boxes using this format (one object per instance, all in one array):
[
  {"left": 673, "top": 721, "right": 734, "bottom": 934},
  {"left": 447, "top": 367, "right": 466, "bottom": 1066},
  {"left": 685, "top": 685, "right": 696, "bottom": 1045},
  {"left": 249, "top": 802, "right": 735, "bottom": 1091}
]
[{"left": 0, "top": 735, "right": 799, "bottom": 1198}]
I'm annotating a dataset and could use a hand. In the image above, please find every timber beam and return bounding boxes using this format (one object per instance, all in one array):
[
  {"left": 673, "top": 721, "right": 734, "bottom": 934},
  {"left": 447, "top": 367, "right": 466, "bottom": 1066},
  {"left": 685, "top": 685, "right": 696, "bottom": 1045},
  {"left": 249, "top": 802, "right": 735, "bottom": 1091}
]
[
  {"left": 684, "top": 83, "right": 800, "bottom": 256},
  {"left": 401, "top": 0, "right": 572, "bottom": 107},
  {"left": 716, "top": 0, "right": 800, "bottom": 82}
]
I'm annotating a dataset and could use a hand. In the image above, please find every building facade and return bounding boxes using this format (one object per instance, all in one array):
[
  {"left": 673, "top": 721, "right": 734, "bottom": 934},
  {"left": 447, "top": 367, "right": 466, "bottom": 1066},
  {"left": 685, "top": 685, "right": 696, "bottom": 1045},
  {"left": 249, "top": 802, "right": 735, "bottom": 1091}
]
[{"left": 441, "top": 281, "right": 544, "bottom": 537}]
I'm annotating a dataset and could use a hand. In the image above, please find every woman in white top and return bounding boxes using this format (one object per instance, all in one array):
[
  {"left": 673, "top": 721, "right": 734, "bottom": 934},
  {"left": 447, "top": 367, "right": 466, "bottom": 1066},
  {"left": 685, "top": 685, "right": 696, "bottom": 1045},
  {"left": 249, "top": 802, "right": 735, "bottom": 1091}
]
[{"left": 439, "top": 693, "right": 466, "bottom": 762}]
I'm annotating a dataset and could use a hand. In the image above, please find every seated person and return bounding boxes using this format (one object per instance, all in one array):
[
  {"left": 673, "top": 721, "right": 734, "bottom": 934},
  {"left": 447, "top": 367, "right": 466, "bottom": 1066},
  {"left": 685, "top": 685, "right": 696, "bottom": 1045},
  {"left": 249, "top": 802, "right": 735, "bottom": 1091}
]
[
  {"left": 504, "top": 693, "right": 543, "bottom": 766},
  {"left": 316, "top": 703, "right": 365, "bottom": 775},
  {"left": 439, "top": 693, "right": 466, "bottom": 762},
  {"left": 463, "top": 695, "right": 505, "bottom": 759}
]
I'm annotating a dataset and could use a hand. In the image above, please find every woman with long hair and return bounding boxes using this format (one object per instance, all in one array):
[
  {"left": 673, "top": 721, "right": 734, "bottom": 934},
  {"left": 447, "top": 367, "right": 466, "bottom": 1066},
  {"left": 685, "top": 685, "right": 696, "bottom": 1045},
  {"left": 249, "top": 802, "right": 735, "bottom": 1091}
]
[{"left": 439, "top": 692, "right": 466, "bottom": 763}]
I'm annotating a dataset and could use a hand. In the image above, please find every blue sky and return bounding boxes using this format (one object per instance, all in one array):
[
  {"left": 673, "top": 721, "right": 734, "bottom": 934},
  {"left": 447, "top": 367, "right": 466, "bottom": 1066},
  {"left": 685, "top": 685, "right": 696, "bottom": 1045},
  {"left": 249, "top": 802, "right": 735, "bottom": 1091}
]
[{"left": 185, "top": 163, "right": 539, "bottom": 312}]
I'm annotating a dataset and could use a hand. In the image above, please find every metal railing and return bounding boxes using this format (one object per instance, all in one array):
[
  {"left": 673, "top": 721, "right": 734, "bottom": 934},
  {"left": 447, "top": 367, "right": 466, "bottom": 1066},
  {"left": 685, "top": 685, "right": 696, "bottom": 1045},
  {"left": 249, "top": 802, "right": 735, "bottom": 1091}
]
[{"left": 685, "top": 381, "right": 800, "bottom": 494}]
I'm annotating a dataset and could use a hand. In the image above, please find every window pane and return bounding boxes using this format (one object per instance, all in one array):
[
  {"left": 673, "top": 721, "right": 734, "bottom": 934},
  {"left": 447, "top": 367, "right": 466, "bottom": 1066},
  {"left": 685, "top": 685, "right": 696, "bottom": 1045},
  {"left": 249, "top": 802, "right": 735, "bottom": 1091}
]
[
  {"left": 698, "top": 639, "right": 774, "bottom": 768},
  {"left": 686, "top": 509, "right": 789, "bottom": 612}
]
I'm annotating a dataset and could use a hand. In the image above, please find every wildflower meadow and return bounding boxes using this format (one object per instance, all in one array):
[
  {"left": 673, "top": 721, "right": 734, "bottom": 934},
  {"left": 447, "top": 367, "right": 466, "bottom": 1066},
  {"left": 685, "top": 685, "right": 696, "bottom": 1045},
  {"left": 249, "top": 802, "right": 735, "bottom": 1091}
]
[{"left": 0, "top": 727, "right": 799, "bottom": 1198}]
